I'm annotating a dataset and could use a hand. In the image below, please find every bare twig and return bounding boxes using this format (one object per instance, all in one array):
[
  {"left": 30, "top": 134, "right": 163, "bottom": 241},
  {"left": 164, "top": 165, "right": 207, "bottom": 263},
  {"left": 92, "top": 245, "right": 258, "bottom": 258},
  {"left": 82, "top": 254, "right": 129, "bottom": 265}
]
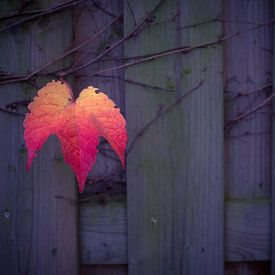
[
  {"left": 91, "top": 0, "right": 117, "bottom": 18},
  {"left": 87, "top": 169, "right": 118, "bottom": 184},
  {"left": 94, "top": 73, "right": 175, "bottom": 92},
  {"left": 229, "top": 83, "right": 272, "bottom": 99},
  {"left": 2, "top": 13, "right": 274, "bottom": 86},
  {"left": 177, "top": 17, "right": 260, "bottom": 31},
  {"left": 226, "top": 130, "right": 270, "bottom": 140},
  {"left": 177, "top": 17, "right": 219, "bottom": 30},
  {"left": 5, "top": 99, "right": 30, "bottom": 107},
  {"left": 62, "top": 0, "right": 164, "bottom": 76},
  {"left": 126, "top": 80, "right": 205, "bottom": 155},
  {"left": 0, "top": 106, "right": 25, "bottom": 116},
  {"left": 0, "top": 15, "right": 122, "bottom": 85},
  {"left": 0, "top": 0, "right": 86, "bottom": 33},
  {"left": 228, "top": 93, "right": 274, "bottom": 123},
  {"left": 95, "top": 18, "right": 275, "bottom": 75},
  {"left": 0, "top": 9, "right": 41, "bottom": 21},
  {"left": 0, "top": 99, "right": 30, "bottom": 116}
]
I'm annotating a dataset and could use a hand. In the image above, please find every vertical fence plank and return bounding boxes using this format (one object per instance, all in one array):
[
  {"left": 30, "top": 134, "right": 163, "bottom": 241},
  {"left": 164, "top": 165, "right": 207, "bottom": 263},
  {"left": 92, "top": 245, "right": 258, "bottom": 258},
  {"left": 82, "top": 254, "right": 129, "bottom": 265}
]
[
  {"left": 0, "top": 1, "right": 78, "bottom": 274},
  {"left": 224, "top": 0, "right": 272, "bottom": 273},
  {"left": 125, "top": 0, "right": 223, "bottom": 274},
  {"left": 73, "top": 0, "right": 124, "bottom": 181},
  {"left": 72, "top": 1, "right": 127, "bottom": 273}
]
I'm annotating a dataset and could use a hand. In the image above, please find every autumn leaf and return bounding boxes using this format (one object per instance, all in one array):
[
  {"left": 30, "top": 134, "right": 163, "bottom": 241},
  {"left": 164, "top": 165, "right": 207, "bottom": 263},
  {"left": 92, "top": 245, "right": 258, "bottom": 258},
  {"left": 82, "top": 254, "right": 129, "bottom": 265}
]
[{"left": 23, "top": 80, "right": 127, "bottom": 193}]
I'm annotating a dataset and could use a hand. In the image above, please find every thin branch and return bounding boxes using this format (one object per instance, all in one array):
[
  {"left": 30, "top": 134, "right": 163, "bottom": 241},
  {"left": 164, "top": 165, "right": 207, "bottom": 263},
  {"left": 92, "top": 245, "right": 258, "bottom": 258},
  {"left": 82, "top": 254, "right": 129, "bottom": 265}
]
[
  {"left": 177, "top": 17, "right": 219, "bottom": 30},
  {"left": 62, "top": 0, "right": 164, "bottom": 76},
  {"left": 146, "top": 13, "right": 178, "bottom": 29},
  {"left": 0, "top": 99, "right": 30, "bottom": 116},
  {"left": 230, "top": 83, "right": 272, "bottom": 99},
  {"left": 87, "top": 169, "right": 118, "bottom": 184},
  {"left": 225, "top": 83, "right": 272, "bottom": 102},
  {"left": 95, "top": 18, "right": 275, "bottom": 75},
  {"left": 91, "top": 0, "right": 117, "bottom": 18},
  {"left": 177, "top": 17, "right": 260, "bottom": 31},
  {"left": 94, "top": 73, "right": 175, "bottom": 92},
  {"left": 0, "top": 0, "right": 86, "bottom": 33},
  {"left": 0, "top": 10, "right": 41, "bottom": 21},
  {"left": 2, "top": 13, "right": 274, "bottom": 85},
  {"left": 226, "top": 130, "right": 270, "bottom": 140},
  {"left": 227, "top": 93, "right": 274, "bottom": 123},
  {"left": 0, "top": 15, "right": 122, "bottom": 85},
  {"left": 5, "top": 99, "right": 30, "bottom": 107},
  {"left": 0, "top": 106, "right": 25, "bottom": 116},
  {"left": 126, "top": 80, "right": 205, "bottom": 155}
]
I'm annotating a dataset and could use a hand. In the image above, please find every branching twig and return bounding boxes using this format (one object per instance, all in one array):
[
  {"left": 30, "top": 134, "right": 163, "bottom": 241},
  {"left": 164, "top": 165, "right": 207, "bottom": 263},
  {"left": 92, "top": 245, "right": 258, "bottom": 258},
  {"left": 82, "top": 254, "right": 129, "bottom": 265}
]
[
  {"left": 2, "top": 13, "right": 274, "bottom": 85},
  {"left": 229, "top": 83, "right": 272, "bottom": 99},
  {"left": 91, "top": 0, "right": 117, "bottom": 18},
  {"left": 227, "top": 93, "right": 274, "bottom": 123},
  {"left": 61, "top": 0, "right": 164, "bottom": 76},
  {"left": 95, "top": 18, "right": 275, "bottom": 75},
  {"left": 0, "top": 0, "right": 86, "bottom": 33},
  {"left": 94, "top": 73, "right": 175, "bottom": 92},
  {"left": 177, "top": 17, "right": 260, "bottom": 31},
  {"left": 0, "top": 15, "right": 122, "bottom": 85},
  {"left": 126, "top": 80, "right": 205, "bottom": 155},
  {"left": 225, "top": 83, "right": 272, "bottom": 101},
  {"left": 225, "top": 94, "right": 274, "bottom": 134},
  {"left": 226, "top": 130, "right": 270, "bottom": 140}
]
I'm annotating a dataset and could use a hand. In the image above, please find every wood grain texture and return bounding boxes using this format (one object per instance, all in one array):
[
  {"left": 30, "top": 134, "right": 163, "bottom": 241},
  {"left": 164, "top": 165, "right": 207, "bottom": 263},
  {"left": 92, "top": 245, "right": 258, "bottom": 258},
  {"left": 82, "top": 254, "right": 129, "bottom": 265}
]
[
  {"left": 0, "top": 1, "right": 78, "bottom": 274},
  {"left": 78, "top": 199, "right": 271, "bottom": 264},
  {"left": 224, "top": 0, "right": 272, "bottom": 273},
  {"left": 125, "top": 0, "right": 224, "bottom": 274},
  {"left": 225, "top": 200, "right": 271, "bottom": 262},
  {"left": 73, "top": 1, "right": 127, "bottom": 267},
  {"left": 73, "top": 0, "right": 125, "bottom": 185},
  {"left": 80, "top": 195, "right": 127, "bottom": 264},
  {"left": 224, "top": 0, "right": 272, "bottom": 199}
]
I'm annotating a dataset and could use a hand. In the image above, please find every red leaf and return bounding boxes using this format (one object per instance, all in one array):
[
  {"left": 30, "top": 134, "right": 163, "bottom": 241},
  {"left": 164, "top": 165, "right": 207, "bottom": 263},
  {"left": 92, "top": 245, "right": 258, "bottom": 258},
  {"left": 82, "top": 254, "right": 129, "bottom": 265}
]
[{"left": 24, "top": 80, "right": 127, "bottom": 193}]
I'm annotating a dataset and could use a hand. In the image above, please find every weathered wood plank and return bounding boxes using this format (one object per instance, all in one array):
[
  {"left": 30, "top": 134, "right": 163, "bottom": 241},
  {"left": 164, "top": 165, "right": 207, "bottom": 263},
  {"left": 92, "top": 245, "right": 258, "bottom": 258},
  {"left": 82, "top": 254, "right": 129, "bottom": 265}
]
[
  {"left": 224, "top": 0, "right": 272, "bottom": 199},
  {"left": 80, "top": 195, "right": 127, "bottom": 264},
  {"left": 125, "top": 0, "right": 224, "bottom": 274},
  {"left": 225, "top": 200, "right": 271, "bottom": 262},
  {"left": 224, "top": 0, "right": 272, "bottom": 273},
  {"left": 79, "top": 199, "right": 271, "bottom": 264},
  {"left": 0, "top": 1, "right": 78, "bottom": 274},
  {"left": 73, "top": 0, "right": 127, "bottom": 267},
  {"left": 73, "top": 0, "right": 124, "bottom": 186}
]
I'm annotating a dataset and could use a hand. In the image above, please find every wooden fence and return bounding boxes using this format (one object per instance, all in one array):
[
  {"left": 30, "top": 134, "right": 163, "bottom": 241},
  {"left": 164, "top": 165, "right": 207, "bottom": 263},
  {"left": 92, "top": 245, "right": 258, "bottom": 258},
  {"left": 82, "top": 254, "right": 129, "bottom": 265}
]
[{"left": 0, "top": 0, "right": 273, "bottom": 274}]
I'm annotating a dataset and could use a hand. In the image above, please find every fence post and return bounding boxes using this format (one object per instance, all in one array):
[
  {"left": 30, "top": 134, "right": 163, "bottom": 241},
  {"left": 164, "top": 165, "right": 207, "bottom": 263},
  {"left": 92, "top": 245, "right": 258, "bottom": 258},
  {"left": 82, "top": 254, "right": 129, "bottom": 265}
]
[
  {"left": 125, "top": 0, "right": 224, "bottom": 274},
  {"left": 0, "top": 1, "right": 78, "bottom": 274}
]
